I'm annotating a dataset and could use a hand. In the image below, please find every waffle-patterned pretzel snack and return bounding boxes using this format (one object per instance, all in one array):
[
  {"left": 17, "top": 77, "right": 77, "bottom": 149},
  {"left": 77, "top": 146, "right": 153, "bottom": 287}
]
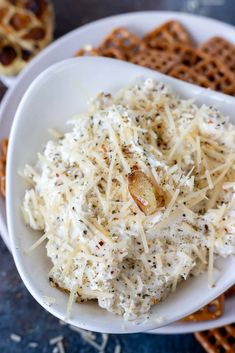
[
  {"left": 0, "top": 0, "right": 54, "bottom": 75},
  {"left": 75, "top": 46, "right": 101, "bottom": 58},
  {"left": 0, "top": 138, "right": 7, "bottom": 197},
  {"left": 144, "top": 20, "right": 193, "bottom": 47},
  {"left": 193, "top": 55, "right": 235, "bottom": 95},
  {"left": 200, "top": 36, "right": 235, "bottom": 75},
  {"left": 195, "top": 324, "right": 235, "bottom": 353},
  {"left": 99, "top": 27, "right": 146, "bottom": 60},
  {"left": 183, "top": 295, "right": 224, "bottom": 322},
  {"left": 76, "top": 27, "right": 146, "bottom": 61},
  {"left": 169, "top": 55, "right": 235, "bottom": 96},
  {"left": 144, "top": 25, "right": 235, "bottom": 96},
  {"left": 146, "top": 41, "right": 203, "bottom": 66},
  {"left": 75, "top": 45, "right": 132, "bottom": 61},
  {"left": 168, "top": 64, "right": 209, "bottom": 86},
  {"left": 225, "top": 285, "right": 235, "bottom": 298},
  {"left": 129, "top": 47, "right": 181, "bottom": 74},
  {"left": 76, "top": 19, "right": 235, "bottom": 97}
]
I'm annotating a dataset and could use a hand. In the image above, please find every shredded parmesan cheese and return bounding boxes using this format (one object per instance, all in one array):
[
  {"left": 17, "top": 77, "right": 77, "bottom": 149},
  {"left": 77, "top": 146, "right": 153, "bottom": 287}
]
[
  {"left": 196, "top": 136, "right": 201, "bottom": 167},
  {"left": 138, "top": 219, "right": 149, "bottom": 253},
  {"left": 57, "top": 341, "right": 66, "bottom": 353},
  {"left": 164, "top": 189, "right": 180, "bottom": 219},
  {"left": 10, "top": 334, "right": 21, "bottom": 343},
  {"left": 208, "top": 226, "right": 215, "bottom": 288},
  {"left": 49, "top": 336, "right": 63, "bottom": 345},
  {"left": 165, "top": 104, "right": 176, "bottom": 131},
  {"left": 205, "top": 170, "right": 213, "bottom": 190},
  {"left": 66, "top": 286, "right": 77, "bottom": 320},
  {"left": 26, "top": 233, "right": 47, "bottom": 253}
]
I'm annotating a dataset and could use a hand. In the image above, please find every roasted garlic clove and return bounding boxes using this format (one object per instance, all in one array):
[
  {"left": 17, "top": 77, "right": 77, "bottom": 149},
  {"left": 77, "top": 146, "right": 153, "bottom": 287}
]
[{"left": 128, "top": 170, "right": 161, "bottom": 215}]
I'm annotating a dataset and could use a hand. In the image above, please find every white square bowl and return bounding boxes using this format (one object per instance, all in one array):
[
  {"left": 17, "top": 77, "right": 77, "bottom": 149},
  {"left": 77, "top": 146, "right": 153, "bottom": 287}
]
[{"left": 6, "top": 57, "right": 235, "bottom": 333}]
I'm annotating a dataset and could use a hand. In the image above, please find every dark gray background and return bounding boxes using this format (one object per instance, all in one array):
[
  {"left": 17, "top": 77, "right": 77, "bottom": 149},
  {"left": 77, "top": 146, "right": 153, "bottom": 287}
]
[{"left": 1, "top": 0, "right": 234, "bottom": 352}]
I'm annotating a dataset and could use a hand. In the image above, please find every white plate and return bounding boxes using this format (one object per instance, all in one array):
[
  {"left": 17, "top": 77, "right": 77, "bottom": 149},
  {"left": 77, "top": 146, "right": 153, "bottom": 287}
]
[{"left": 1, "top": 11, "right": 235, "bottom": 334}]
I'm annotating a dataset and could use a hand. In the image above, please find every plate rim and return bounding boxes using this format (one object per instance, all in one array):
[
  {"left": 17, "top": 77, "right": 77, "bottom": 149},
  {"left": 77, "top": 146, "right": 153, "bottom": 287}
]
[{"left": 1, "top": 10, "right": 235, "bottom": 333}]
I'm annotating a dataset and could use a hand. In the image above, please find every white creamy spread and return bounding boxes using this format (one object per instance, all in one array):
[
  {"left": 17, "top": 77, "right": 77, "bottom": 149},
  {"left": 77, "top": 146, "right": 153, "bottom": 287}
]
[{"left": 22, "top": 78, "right": 235, "bottom": 321}]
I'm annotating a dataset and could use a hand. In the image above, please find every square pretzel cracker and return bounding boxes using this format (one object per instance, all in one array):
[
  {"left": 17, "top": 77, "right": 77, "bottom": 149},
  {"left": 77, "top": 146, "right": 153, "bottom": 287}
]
[
  {"left": 193, "top": 55, "right": 235, "bottom": 95},
  {"left": 195, "top": 324, "right": 235, "bottom": 353},
  {"left": 225, "top": 285, "right": 235, "bottom": 298},
  {"left": 144, "top": 20, "right": 193, "bottom": 48},
  {"left": 129, "top": 48, "right": 181, "bottom": 74},
  {"left": 183, "top": 295, "right": 224, "bottom": 322},
  {"left": 200, "top": 36, "right": 235, "bottom": 75},
  {"left": 75, "top": 44, "right": 129, "bottom": 61},
  {"left": 99, "top": 27, "right": 146, "bottom": 60},
  {"left": 169, "top": 64, "right": 209, "bottom": 87},
  {"left": 1, "top": 138, "right": 8, "bottom": 162},
  {"left": 169, "top": 54, "right": 235, "bottom": 96},
  {"left": 75, "top": 46, "right": 101, "bottom": 58},
  {"left": 147, "top": 41, "right": 205, "bottom": 67}
]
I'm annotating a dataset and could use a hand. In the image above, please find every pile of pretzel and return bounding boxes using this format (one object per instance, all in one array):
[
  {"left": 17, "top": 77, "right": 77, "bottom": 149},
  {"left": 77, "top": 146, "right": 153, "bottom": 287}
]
[{"left": 77, "top": 20, "right": 235, "bottom": 96}]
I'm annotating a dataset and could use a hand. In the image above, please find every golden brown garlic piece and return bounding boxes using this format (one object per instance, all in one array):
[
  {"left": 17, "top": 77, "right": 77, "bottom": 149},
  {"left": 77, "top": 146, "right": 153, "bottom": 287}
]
[{"left": 128, "top": 170, "right": 163, "bottom": 215}]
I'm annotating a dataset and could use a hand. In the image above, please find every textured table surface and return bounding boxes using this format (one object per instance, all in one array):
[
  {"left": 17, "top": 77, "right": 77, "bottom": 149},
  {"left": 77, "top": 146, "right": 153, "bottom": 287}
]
[{"left": 1, "top": 0, "right": 234, "bottom": 352}]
